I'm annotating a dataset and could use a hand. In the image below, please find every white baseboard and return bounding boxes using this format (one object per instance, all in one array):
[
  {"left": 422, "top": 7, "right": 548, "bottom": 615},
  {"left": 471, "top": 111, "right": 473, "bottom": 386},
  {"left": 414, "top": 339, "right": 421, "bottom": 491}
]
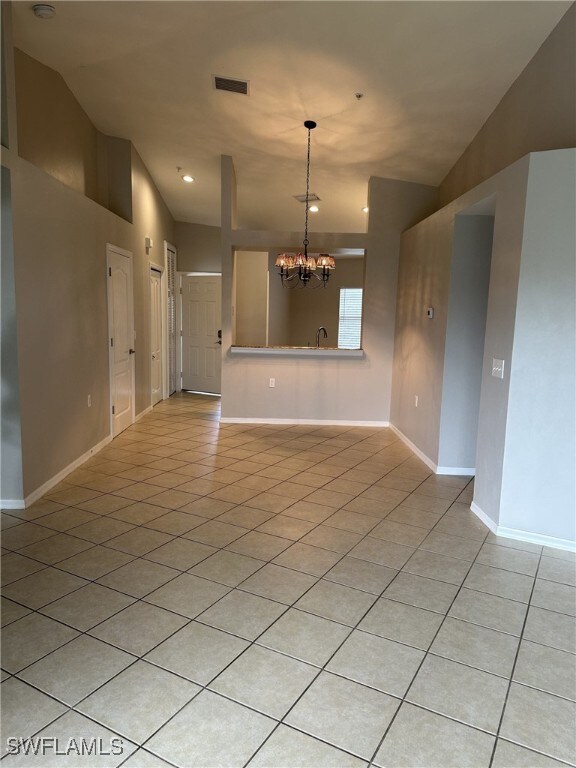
[
  {"left": 220, "top": 417, "right": 390, "bottom": 427},
  {"left": 389, "top": 424, "right": 475, "bottom": 476},
  {"left": 7, "top": 434, "right": 113, "bottom": 509},
  {"left": 470, "top": 501, "right": 576, "bottom": 552},
  {"left": 135, "top": 406, "right": 153, "bottom": 422}
]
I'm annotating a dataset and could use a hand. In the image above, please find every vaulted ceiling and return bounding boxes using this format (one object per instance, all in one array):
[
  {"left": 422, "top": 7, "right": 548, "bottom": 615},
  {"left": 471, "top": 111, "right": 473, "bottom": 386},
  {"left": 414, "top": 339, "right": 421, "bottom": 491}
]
[{"left": 12, "top": 1, "right": 570, "bottom": 231}]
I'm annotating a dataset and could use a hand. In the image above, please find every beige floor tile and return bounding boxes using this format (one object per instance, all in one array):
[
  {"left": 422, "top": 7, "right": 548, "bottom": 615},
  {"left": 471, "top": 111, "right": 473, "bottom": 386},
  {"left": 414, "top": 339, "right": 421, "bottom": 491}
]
[
  {"left": 144, "top": 573, "right": 229, "bottom": 618},
  {"left": 209, "top": 486, "right": 260, "bottom": 504},
  {"left": 402, "top": 549, "right": 471, "bottom": 585},
  {"left": 401, "top": 493, "right": 451, "bottom": 514},
  {"left": 295, "top": 579, "right": 376, "bottom": 626},
  {"left": 78, "top": 660, "right": 199, "bottom": 745},
  {"left": 112, "top": 483, "right": 166, "bottom": 501},
  {"left": 359, "top": 598, "right": 443, "bottom": 650},
  {"left": 179, "top": 497, "right": 235, "bottom": 519},
  {"left": 47, "top": 487, "right": 102, "bottom": 506},
  {"left": 143, "top": 510, "right": 205, "bottom": 535},
  {"left": 144, "top": 538, "right": 215, "bottom": 570},
  {"left": 448, "top": 588, "right": 527, "bottom": 635},
  {"left": 8, "top": 499, "right": 64, "bottom": 520},
  {"left": 243, "top": 492, "right": 295, "bottom": 514},
  {"left": 282, "top": 500, "right": 335, "bottom": 523},
  {"left": 184, "top": 519, "right": 246, "bottom": 547},
  {"left": 1, "top": 597, "right": 31, "bottom": 627},
  {"left": 257, "top": 608, "right": 351, "bottom": 666},
  {"left": 531, "top": 578, "right": 576, "bottom": 616},
  {"left": 256, "top": 515, "right": 318, "bottom": 540},
  {"left": 40, "top": 582, "right": 135, "bottom": 630},
  {"left": 17, "top": 533, "right": 94, "bottom": 565},
  {"left": 18, "top": 634, "right": 134, "bottom": 705},
  {"left": 270, "top": 481, "right": 317, "bottom": 500},
  {"left": 299, "top": 525, "right": 363, "bottom": 553},
  {"left": 175, "top": 478, "right": 225, "bottom": 496},
  {"left": 216, "top": 506, "right": 274, "bottom": 529},
  {"left": 430, "top": 616, "right": 519, "bottom": 676},
  {"left": 145, "top": 690, "right": 275, "bottom": 767},
  {"left": 349, "top": 537, "right": 415, "bottom": 569},
  {"left": 324, "top": 556, "right": 397, "bottom": 595},
  {"left": 145, "top": 621, "right": 249, "bottom": 684},
  {"left": 286, "top": 671, "right": 399, "bottom": 759},
  {"left": 1, "top": 613, "right": 79, "bottom": 673},
  {"left": 90, "top": 600, "right": 189, "bottom": 655},
  {"left": 368, "top": 519, "right": 428, "bottom": 547},
  {"left": 434, "top": 512, "right": 489, "bottom": 541},
  {"left": 304, "top": 489, "right": 355, "bottom": 509},
  {"left": 327, "top": 630, "right": 424, "bottom": 697},
  {"left": 463, "top": 563, "right": 534, "bottom": 602},
  {"left": 382, "top": 572, "right": 459, "bottom": 614},
  {"left": 226, "top": 530, "right": 292, "bottom": 560},
  {"left": 197, "top": 589, "right": 287, "bottom": 640},
  {"left": 523, "top": 605, "right": 576, "bottom": 652},
  {"left": 323, "top": 510, "right": 379, "bottom": 535},
  {"left": 209, "top": 644, "right": 318, "bottom": 719},
  {"left": 248, "top": 724, "right": 367, "bottom": 768},
  {"left": 492, "top": 740, "right": 569, "bottom": 767},
  {"left": 514, "top": 639, "right": 576, "bottom": 700},
  {"left": 406, "top": 654, "right": 508, "bottom": 733},
  {"left": 0, "top": 678, "right": 67, "bottom": 757},
  {"left": 477, "top": 543, "right": 540, "bottom": 576},
  {"left": 70, "top": 517, "right": 135, "bottom": 543},
  {"left": 2, "top": 567, "right": 88, "bottom": 609},
  {"left": 105, "top": 527, "right": 174, "bottom": 556},
  {"left": 31, "top": 506, "right": 98, "bottom": 531},
  {"left": 272, "top": 542, "right": 342, "bottom": 576},
  {"left": 76, "top": 494, "right": 133, "bottom": 514},
  {"left": 1, "top": 552, "right": 47, "bottom": 586},
  {"left": 240, "top": 563, "right": 317, "bottom": 605},
  {"left": 374, "top": 702, "right": 494, "bottom": 768},
  {"left": 1, "top": 522, "right": 57, "bottom": 551},
  {"left": 97, "top": 557, "right": 179, "bottom": 597},
  {"left": 189, "top": 550, "right": 265, "bottom": 586},
  {"left": 538, "top": 556, "right": 576, "bottom": 587},
  {"left": 109, "top": 501, "right": 168, "bottom": 525},
  {"left": 419, "top": 530, "right": 482, "bottom": 561},
  {"left": 120, "top": 749, "right": 174, "bottom": 767},
  {"left": 500, "top": 683, "right": 576, "bottom": 764},
  {"left": 385, "top": 506, "right": 442, "bottom": 530}
]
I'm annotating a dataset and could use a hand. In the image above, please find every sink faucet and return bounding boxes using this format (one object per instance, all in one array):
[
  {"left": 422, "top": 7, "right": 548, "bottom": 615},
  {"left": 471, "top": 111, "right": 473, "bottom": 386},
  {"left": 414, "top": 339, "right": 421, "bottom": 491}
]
[{"left": 316, "top": 327, "right": 328, "bottom": 348}]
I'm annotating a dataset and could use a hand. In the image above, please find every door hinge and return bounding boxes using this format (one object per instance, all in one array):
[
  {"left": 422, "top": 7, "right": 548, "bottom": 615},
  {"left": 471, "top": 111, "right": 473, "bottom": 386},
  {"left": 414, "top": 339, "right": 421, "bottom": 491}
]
[
  {"left": 112, "top": 405, "right": 115, "bottom": 415},
  {"left": 179, "top": 287, "right": 183, "bottom": 294},
  {"left": 110, "top": 338, "right": 114, "bottom": 347},
  {"left": 180, "top": 330, "right": 183, "bottom": 337},
  {"left": 108, "top": 267, "right": 112, "bottom": 277}
]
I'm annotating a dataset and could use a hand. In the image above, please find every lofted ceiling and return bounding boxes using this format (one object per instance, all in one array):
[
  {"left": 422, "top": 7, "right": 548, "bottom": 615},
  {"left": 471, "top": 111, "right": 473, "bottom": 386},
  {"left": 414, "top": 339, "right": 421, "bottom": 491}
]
[{"left": 12, "top": 1, "right": 571, "bottom": 232}]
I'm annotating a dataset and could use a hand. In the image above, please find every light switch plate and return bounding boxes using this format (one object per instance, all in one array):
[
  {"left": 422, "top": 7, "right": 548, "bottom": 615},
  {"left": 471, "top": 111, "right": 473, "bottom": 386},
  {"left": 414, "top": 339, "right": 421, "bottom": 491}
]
[{"left": 492, "top": 358, "right": 505, "bottom": 379}]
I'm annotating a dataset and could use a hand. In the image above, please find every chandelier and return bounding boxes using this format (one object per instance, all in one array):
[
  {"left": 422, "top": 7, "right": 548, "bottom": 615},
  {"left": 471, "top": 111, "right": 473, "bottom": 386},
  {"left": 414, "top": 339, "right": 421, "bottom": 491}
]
[{"left": 275, "top": 120, "right": 336, "bottom": 288}]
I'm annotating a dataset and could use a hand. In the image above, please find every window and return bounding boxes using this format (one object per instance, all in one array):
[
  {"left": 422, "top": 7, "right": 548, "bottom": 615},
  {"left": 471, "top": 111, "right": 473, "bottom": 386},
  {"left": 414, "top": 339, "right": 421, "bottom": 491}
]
[{"left": 338, "top": 288, "right": 363, "bottom": 349}]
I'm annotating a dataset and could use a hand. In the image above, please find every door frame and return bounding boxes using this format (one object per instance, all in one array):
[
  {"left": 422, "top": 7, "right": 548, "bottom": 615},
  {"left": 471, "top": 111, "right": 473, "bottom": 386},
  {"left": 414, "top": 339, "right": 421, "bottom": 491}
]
[
  {"left": 149, "top": 262, "right": 165, "bottom": 407},
  {"left": 164, "top": 241, "right": 178, "bottom": 396},
  {"left": 106, "top": 243, "right": 135, "bottom": 436}
]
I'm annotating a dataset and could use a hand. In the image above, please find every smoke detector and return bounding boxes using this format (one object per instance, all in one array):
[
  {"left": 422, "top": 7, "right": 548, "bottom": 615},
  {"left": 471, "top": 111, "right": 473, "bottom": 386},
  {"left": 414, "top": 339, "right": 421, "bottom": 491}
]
[{"left": 32, "top": 4, "right": 56, "bottom": 19}]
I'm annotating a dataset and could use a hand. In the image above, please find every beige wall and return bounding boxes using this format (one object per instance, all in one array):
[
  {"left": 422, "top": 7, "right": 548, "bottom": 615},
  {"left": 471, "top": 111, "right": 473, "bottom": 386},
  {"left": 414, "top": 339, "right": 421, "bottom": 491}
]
[
  {"left": 175, "top": 221, "right": 221, "bottom": 273},
  {"left": 438, "top": 4, "right": 576, "bottom": 205},
  {"left": 234, "top": 251, "right": 268, "bottom": 346},
  {"left": 4, "top": 43, "right": 175, "bottom": 500},
  {"left": 267, "top": 251, "right": 290, "bottom": 346}
]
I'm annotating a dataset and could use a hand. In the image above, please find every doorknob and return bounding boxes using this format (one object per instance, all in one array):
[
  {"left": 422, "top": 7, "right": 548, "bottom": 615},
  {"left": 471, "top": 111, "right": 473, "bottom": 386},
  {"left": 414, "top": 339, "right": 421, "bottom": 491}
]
[{"left": 129, "top": 349, "right": 136, "bottom": 355}]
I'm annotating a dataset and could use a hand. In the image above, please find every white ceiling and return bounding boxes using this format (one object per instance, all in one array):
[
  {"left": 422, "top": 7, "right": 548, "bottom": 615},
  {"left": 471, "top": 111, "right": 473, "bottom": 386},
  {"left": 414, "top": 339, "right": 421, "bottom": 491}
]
[{"left": 12, "top": 1, "right": 570, "bottom": 232}]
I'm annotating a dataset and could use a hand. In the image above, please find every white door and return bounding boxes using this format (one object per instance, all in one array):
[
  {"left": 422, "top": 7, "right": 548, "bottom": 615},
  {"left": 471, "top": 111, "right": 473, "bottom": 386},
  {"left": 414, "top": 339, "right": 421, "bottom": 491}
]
[
  {"left": 181, "top": 275, "right": 222, "bottom": 394},
  {"left": 107, "top": 246, "right": 135, "bottom": 436},
  {"left": 150, "top": 269, "right": 163, "bottom": 406}
]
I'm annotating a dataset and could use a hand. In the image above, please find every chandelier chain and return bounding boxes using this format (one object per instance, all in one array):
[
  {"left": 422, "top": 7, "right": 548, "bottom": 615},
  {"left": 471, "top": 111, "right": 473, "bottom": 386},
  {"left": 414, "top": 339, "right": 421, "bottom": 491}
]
[{"left": 303, "top": 126, "right": 311, "bottom": 253}]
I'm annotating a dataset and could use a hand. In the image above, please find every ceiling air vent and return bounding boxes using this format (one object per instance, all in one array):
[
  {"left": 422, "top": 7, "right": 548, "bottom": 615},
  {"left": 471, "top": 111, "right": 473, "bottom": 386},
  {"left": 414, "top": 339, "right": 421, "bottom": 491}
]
[
  {"left": 213, "top": 76, "right": 249, "bottom": 95},
  {"left": 293, "top": 193, "right": 321, "bottom": 204}
]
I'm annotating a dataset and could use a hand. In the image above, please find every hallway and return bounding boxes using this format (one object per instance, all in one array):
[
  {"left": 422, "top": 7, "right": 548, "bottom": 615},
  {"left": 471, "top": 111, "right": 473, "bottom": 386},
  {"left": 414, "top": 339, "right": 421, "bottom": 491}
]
[{"left": 1, "top": 393, "right": 575, "bottom": 767}]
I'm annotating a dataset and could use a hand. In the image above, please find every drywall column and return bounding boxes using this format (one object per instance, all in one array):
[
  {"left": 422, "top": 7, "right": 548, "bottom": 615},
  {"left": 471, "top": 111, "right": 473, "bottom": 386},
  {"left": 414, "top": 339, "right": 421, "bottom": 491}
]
[
  {"left": 366, "top": 177, "right": 438, "bottom": 422},
  {"left": 220, "top": 155, "right": 237, "bottom": 410},
  {"left": 437, "top": 215, "right": 493, "bottom": 471},
  {"left": 497, "top": 150, "right": 576, "bottom": 545},
  {"left": 1, "top": 166, "right": 24, "bottom": 504}
]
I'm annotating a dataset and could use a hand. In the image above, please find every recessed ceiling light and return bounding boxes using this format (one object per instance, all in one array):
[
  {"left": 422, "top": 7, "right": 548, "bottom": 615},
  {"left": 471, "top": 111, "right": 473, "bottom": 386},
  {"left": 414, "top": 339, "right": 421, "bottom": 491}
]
[
  {"left": 32, "top": 4, "right": 56, "bottom": 18},
  {"left": 361, "top": 206, "right": 369, "bottom": 213},
  {"left": 309, "top": 205, "right": 319, "bottom": 213},
  {"left": 182, "top": 174, "right": 194, "bottom": 183}
]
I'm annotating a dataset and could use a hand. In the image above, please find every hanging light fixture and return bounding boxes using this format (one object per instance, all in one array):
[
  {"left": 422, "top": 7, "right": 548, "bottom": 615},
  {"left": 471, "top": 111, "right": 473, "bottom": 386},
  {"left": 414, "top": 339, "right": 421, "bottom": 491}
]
[{"left": 275, "top": 121, "right": 336, "bottom": 288}]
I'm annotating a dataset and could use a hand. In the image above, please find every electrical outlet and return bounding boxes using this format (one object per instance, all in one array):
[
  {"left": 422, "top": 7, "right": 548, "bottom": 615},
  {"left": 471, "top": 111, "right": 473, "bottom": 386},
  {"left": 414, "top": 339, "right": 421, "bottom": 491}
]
[
  {"left": 414, "top": 395, "right": 419, "bottom": 407},
  {"left": 269, "top": 378, "right": 276, "bottom": 388},
  {"left": 87, "top": 394, "right": 92, "bottom": 407}
]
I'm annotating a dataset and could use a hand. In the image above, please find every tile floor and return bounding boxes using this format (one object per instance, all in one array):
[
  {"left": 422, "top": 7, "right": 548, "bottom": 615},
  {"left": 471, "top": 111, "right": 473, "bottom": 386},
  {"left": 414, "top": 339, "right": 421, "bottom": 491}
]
[{"left": 1, "top": 393, "right": 575, "bottom": 768}]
